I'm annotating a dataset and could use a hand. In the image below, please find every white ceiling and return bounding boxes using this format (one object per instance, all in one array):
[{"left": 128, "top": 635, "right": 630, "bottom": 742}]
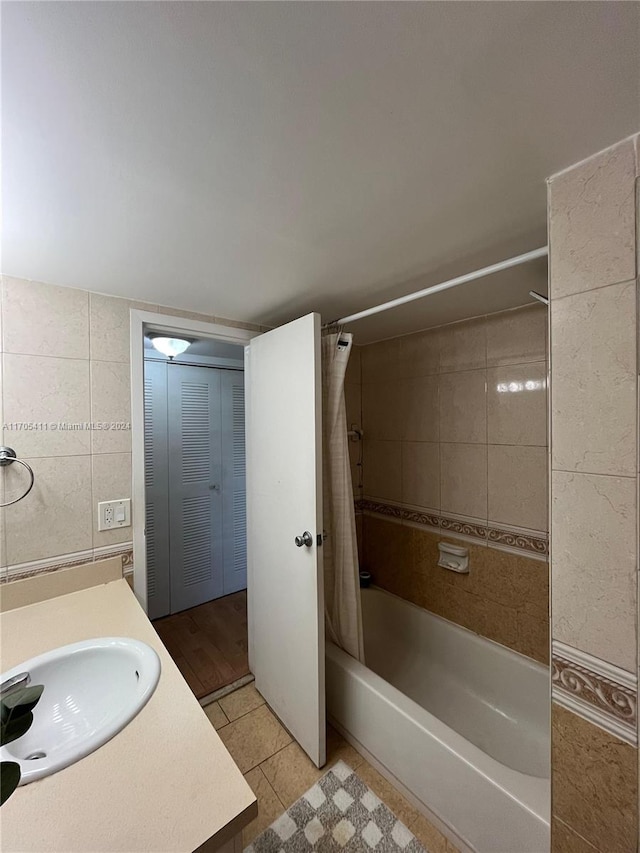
[{"left": 3, "top": 2, "right": 639, "bottom": 343}]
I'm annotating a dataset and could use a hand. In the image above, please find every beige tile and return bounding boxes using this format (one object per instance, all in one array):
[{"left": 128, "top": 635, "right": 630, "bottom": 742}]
[
  {"left": 91, "top": 453, "right": 132, "bottom": 548},
  {"left": 551, "top": 281, "right": 636, "bottom": 476},
  {"left": 549, "top": 138, "right": 636, "bottom": 299},
  {"left": 487, "top": 362, "right": 547, "bottom": 446},
  {"left": 409, "top": 813, "right": 459, "bottom": 853},
  {"left": 260, "top": 741, "right": 323, "bottom": 809},
  {"left": 361, "top": 338, "right": 401, "bottom": 384},
  {"left": 552, "top": 817, "right": 599, "bottom": 853},
  {"left": 217, "top": 704, "right": 292, "bottom": 774},
  {"left": 446, "top": 539, "right": 549, "bottom": 620},
  {"left": 2, "top": 276, "right": 89, "bottom": 359},
  {"left": 90, "top": 361, "right": 132, "bottom": 453},
  {"left": 552, "top": 703, "right": 638, "bottom": 851},
  {"left": 488, "top": 445, "right": 548, "bottom": 531},
  {"left": 345, "top": 344, "right": 361, "bottom": 386},
  {"left": 363, "top": 440, "right": 402, "bottom": 502},
  {"left": 242, "top": 766, "right": 284, "bottom": 847},
  {"left": 516, "top": 610, "right": 549, "bottom": 665},
  {"left": 356, "top": 761, "right": 420, "bottom": 828},
  {"left": 5, "top": 455, "right": 92, "bottom": 564},
  {"left": 362, "top": 380, "right": 405, "bottom": 440},
  {"left": 3, "top": 354, "right": 91, "bottom": 456},
  {"left": 326, "top": 725, "right": 364, "bottom": 771},
  {"left": 363, "top": 514, "right": 412, "bottom": 590},
  {"left": 203, "top": 701, "right": 229, "bottom": 730},
  {"left": 402, "top": 442, "right": 439, "bottom": 511},
  {"left": 552, "top": 471, "right": 636, "bottom": 671},
  {"left": 344, "top": 383, "right": 361, "bottom": 429},
  {"left": 439, "top": 317, "right": 486, "bottom": 373},
  {"left": 486, "top": 304, "right": 547, "bottom": 367},
  {"left": 440, "top": 443, "right": 487, "bottom": 520},
  {"left": 439, "top": 370, "right": 486, "bottom": 444},
  {"left": 218, "top": 683, "right": 265, "bottom": 721},
  {"left": 402, "top": 376, "right": 439, "bottom": 442},
  {"left": 398, "top": 328, "right": 439, "bottom": 377},
  {"left": 259, "top": 726, "right": 362, "bottom": 810},
  {"left": 89, "top": 293, "right": 156, "bottom": 363}
]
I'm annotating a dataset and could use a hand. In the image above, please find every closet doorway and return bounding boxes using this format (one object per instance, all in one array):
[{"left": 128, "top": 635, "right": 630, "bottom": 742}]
[{"left": 143, "top": 334, "right": 250, "bottom": 698}]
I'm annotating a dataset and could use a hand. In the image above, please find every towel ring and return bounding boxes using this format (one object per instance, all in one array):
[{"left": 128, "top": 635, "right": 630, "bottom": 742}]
[{"left": 0, "top": 447, "right": 35, "bottom": 507}]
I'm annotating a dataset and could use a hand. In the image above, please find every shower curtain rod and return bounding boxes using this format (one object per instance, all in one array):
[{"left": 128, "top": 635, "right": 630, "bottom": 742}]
[{"left": 325, "top": 245, "right": 548, "bottom": 327}]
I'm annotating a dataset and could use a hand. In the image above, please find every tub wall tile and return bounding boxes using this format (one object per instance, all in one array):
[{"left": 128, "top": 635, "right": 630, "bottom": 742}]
[
  {"left": 363, "top": 439, "right": 402, "bottom": 502},
  {"left": 551, "top": 470, "right": 637, "bottom": 672},
  {"left": 548, "top": 137, "right": 636, "bottom": 299},
  {"left": 550, "top": 280, "right": 637, "bottom": 478},
  {"left": 548, "top": 134, "right": 639, "bottom": 852},
  {"left": 552, "top": 703, "right": 638, "bottom": 852},
  {"left": 358, "top": 303, "right": 548, "bottom": 536},
  {"left": 358, "top": 302, "right": 550, "bottom": 663},
  {"left": 362, "top": 515, "right": 549, "bottom": 663},
  {"left": 551, "top": 819, "right": 599, "bottom": 853}
]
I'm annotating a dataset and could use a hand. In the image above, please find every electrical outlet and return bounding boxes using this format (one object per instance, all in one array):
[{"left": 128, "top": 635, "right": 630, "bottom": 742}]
[{"left": 98, "top": 498, "right": 131, "bottom": 531}]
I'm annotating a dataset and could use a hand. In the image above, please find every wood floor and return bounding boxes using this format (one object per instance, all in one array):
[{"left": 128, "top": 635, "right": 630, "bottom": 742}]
[{"left": 153, "top": 590, "right": 250, "bottom": 699}]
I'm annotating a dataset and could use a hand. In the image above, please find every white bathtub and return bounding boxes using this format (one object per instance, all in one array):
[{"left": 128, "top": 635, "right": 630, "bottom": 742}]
[{"left": 326, "top": 586, "right": 550, "bottom": 853}]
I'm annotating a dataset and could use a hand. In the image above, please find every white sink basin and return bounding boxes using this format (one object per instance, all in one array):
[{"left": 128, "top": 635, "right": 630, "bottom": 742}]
[{"left": 0, "top": 637, "right": 161, "bottom": 784}]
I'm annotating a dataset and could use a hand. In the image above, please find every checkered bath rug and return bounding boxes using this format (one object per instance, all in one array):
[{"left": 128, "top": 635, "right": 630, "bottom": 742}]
[{"left": 244, "top": 760, "right": 427, "bottom": 852}]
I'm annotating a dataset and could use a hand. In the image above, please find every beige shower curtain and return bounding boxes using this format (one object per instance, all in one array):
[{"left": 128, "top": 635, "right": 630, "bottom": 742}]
[{"left": 322, "top": 331, "right": 365, "bottom": 663}]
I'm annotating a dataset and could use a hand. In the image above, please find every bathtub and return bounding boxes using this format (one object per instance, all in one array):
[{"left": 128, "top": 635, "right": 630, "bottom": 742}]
[{"left": 326, "top": 586, "right": 550, "bottom": 853}]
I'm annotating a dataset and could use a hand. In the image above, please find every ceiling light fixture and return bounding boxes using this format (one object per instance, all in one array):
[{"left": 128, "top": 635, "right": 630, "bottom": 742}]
[{"left": 149, "top": 336, "right": 192, "bottom": 360}]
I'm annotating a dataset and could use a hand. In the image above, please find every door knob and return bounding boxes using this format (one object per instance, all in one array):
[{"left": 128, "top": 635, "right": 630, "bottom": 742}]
[
  {"left": 209, "top": 484, "right": 220, "bottom": 491},
  {"left": 295, "top": 531, "right": 313, "bottom": 548}
]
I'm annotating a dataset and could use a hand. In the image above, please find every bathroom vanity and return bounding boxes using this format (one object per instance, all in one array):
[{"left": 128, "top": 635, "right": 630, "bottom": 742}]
[{"left": 0, "top": 567, "right": 257, "bottom": 852}]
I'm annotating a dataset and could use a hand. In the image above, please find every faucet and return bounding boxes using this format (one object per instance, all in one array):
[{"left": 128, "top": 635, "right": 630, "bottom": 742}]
[{"left": 0, "top": 672, "right": 31, "bottom": 701}]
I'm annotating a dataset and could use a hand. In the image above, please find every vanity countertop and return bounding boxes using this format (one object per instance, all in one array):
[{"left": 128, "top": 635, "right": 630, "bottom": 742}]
[{"left": 0, "top": 578, "right": 257, "bottom": 852}]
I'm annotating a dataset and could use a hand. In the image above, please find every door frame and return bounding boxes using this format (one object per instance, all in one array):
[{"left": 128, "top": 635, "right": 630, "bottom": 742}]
[{"left": 130, "top": 308, "right": 258, "bottom": 614}]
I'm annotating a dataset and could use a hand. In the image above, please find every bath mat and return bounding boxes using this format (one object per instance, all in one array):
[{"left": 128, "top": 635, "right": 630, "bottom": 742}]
[{"left": 244, "top": 760, "right": 427, "bottom": 852}]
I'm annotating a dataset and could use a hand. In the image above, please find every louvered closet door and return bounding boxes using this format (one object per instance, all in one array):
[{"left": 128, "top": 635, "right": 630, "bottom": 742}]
[
  {"left": 221, "top": 371, "right": 247, "bottom": 595},
  {"left": 168, "top": 365, "right": 224, "bottom": 613},
  {"left": 144, "top": 361, "right": 171, "bottom": 620}
]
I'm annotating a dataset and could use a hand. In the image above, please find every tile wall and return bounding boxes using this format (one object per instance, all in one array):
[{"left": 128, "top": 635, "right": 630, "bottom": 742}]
[
  {"left": 548, "top": 134, "right": 639, "bottom": 851},
  {"left": 347, "top": 303, "right": 550, "bottom": 662},
  {"left": 0, "top": 275, "right": 266, "bottom": 581}
]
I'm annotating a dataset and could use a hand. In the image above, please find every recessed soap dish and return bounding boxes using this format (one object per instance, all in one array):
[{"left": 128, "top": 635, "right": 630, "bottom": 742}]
[{"left": 438, "top": 542, "right": 469, "bottom": 573}]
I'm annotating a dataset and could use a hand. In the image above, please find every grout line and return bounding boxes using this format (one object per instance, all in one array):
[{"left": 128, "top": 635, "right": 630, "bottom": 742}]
[
  {"left": 251, "top": 765, "right": 286, "bottom": 810},
  {"left": 218, "top": 698, "right": 266, "bottom": 725},
  {"left": 548, "top": 276, "right": 637, "bottom": 306},
  {"left": 551, "top": 468, "right": 637, "bottom": 481}
]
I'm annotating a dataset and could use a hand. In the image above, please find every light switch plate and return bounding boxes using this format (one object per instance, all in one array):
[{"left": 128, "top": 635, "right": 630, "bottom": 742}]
[{"left": 98, "top": 498, "right": 131, "bottom": 531}]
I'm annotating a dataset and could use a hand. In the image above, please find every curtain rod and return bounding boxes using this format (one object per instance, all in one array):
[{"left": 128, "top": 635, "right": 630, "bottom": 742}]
[{"left": 325, "top": 246, "right": 548, "bottom": 327}]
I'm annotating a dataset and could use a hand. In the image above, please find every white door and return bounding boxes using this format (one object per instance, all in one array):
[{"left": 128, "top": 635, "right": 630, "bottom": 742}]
[{"left": 246, "top": 313, "right": 326, "bottom": 768}]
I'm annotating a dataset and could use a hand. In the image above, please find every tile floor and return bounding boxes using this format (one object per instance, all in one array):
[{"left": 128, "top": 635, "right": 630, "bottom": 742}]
[{"left": 204, "top": 683, "right": 460, "bottom": 853}]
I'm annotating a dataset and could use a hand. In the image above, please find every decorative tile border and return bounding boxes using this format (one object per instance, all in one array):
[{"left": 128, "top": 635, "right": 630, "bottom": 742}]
[
  {"left": 357, "top": 498, "right": 548, "bottom": 558},
  {"left": 552, "top": 640, "right": 637, "bottom": 746},
  {"left": 1, "top": 543, "right": 133, "bottom": 584},
  {"left": 487, "top": 527, "right": 549, "bottom": 557}
]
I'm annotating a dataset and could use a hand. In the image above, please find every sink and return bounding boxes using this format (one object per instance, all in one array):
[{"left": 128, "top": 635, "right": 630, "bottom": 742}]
[{"left": 0, "top": 637, "right": 161, "bottom": 784}]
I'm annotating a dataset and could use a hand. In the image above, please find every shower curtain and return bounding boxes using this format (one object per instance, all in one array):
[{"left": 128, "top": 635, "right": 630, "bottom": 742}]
[{"left": 322, "top": 331, "right": 365, "bottom": 663}]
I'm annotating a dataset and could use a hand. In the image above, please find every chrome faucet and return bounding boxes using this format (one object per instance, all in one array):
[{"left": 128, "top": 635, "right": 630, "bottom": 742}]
[{"left": 0, "top": 672, "right": 31, "bottom": 701}]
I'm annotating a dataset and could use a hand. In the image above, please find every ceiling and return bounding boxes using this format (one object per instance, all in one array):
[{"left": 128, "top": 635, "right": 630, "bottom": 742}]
[{"left": 3, "top": 2, "right": 639, "bottom": 343}]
